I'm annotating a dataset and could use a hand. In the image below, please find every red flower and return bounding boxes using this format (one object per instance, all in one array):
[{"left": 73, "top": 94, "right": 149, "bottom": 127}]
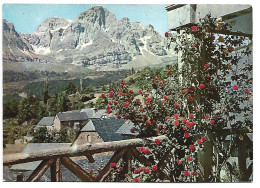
[
  {"left": 157, "top": 125, "right": 162, "bottom": 130},
  {"left": 152, "top": 165, "right": 158, "bottom": 171},
  {"left": 186, "top": 121, "right": 192, "bottom": 128},
  {"left": 109, "top": 91, "right": 114, "bottom": 97},
  {"left": 201, "top": 136, "right": 207, "bottom": 142},
  {"left": 205, "top": 114, "right": 210, "bottom": 119},
  {"left": 209, "top": 84, "right": 213, "bottom": 88},
  {"left": 163, "top": 95, "right": 168, "bottom": 100},
  {"left": 144, "top": 93, "right": 149, "bottom": 98},
  {"left": 182, "top": 118, "right": 187, "bottom": 123},
  {"left": 167, "top": 70, "right": 171, "bottom": 75},
  {"left": 232, "top": 85, "right": 238, "bottom": 90},
  {"left": 181, "top": 90, "right": 186, "bottom": 94},
  {"left": 165, "top": 32, "right": 169, "bottom": 37},
  {"left": 190, "top": 86, "right": 196, "bottom": 92},
  {"left": 147, "top": 97, "right": 152, "bottom": 103},
  {"left": 184, "top": 132, "right": 190, "bottom": 138},
  {"left": 197, "top": 139, "right": 202, "bottom": 145},
  {"left": 110, "top": 163, "right": 116, "bottom": 168},
  {"left": 89, "top": 169, "right": 94, "bottom": 174},
  {"left": 129, "top": 90, "right": 134, "bottom": 94},
  {"left": 204, "top": 64, "right": 209, "bottom": 68},
  {"left": 143, "top": 148, "right": 150, "bottom": 154},
  {"left": 108, "top": 101, "right": 112, "bottom": 105},
  {"left": 189, "top": 145, "right": 195, "bottom": 150},
  {"left": 113, "top": 101, "right": 118, "bottom": 105},
  {"left": 106, "top": 106, "right": 111, "bottom": 114},
  {"left": 139, "top": 147, "right": 144, "bottom": 152},
  {"left": 192, "top": 26, "right": 197, "bottom": 31},
  {"left": 173, "top": 113, "right": 179, "bottom": 119},
  {"left": 174, "top": 103, "right": 179, "bottom": 108},
  {"left": 155, "top": 139, "right": 161, "bottom": 145},
  {"left": 192, "top": 172, "right": 197, "bottom": 176},
  {"left": 199, "top": 84, "right": 205, "bottom": 89},
  {"left": 193, "top": 106, "right": 197, "bottom": 110},
  {"left": 158, "top": 81, "right": 163, "bottom": 86},
  {"left": 174, "top": 120, "right": 180, "bottom": 126},
  {"left": 189, "top": 114, "right": 194, "bottom": 119},
  {"left": 188, "top": 96, "right": 194, "bottom": 101},
  {"left": 187, "top": 155, "right": 192, "bottom": 161},
  {"left": 139, "top": 89, "right": 143, "bottom": 95},
  {"left": 165, "top": 116, "right": 170, "bottom": 120},
  {"left": 146, "top": 120, "right": 151, "bottom": 126},
  {"left": 136, "top": 99, "right": 141, "bottom": 103},
  {"left": 144, "top": 168, "right": 150, "bottom": 174},
  {"left": 177, "top": 160, "right": 182, "bottom": 165},
  {"left": 163, "top": 128, "right": 167, "bottom": 133},
  {"left": 101, "top": 93, "right": 106, "bottom": 98},
  {"left": 193, "top": 44, "right": 198, "bottom": 48},
  {"left": 134, "top": 178, "right": 141, "bottom": 182},
  {"left": 124, "top": 101, "right": 130, "bottom": 108},
  {"left": 183, "top": 126, "right": 187, "bottom": 131},
  {"left": 210, "top": 120, "right": 215, "bottom": 125},
  {"left": 244, "top": 88, "right": 250, "bottom": 94},
  {"left": 130, "top": 129, "right": 135, "bottom": 133},
  {"left": 184, "top": 171, "right": 190, "bottom": 176}
]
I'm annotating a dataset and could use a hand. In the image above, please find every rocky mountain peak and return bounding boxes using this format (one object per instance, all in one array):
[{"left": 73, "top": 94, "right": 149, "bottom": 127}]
[{"left": 36, "top": 17, "right": 70, "bottom": 33}]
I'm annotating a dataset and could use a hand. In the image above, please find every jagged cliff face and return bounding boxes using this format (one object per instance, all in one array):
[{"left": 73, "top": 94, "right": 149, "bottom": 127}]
[{"left": 3, "top": 6, "right": 171, "bottom": 70}]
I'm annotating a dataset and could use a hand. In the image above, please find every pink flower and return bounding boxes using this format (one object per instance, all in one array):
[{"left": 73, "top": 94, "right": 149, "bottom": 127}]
[
  {"left": 173, "top": 113, "right": 179, "bottom": 119},
  {"left": 187, "top": 155, "right": 192, "bottom": 161},
  {"left": 199, "top": 84, "right": 205, "bottom": 89},
  {"left": 189, "top": 114, "right": 194, "bottom": 119},
  {"left": 155, "top": 139, "right": 161, "bottom": 145},
  {"left": 210, "top": 120, "right": 215, "bottom": 125},
  {"left": 189, "top": 145, "right": 195, "bottom": 150},
  {"left": 106, "top": 106, "right": 111, "bottom": 114},
  {"left": 205, "top": 114, "right": 210, "bottom": 120},
  {"left": 109, "top": 91, "right": 114, "bottom": 97},
  {"left": 184, "top": 132, "right": 190, "bottom": 138},
  {"left": 174, "top": 120, "right": 180, "bottom": 126},
  {"left": 124, "top": 101, "right": 130, "bottom": 108},
  {"left": 163, "top": 95, "right": 168, "bottom": 100},
  {"left": 232, "top": 85, "right": 238, "bottom": 90},
  {"left": 197, "top": 139, "right": 202, "bottom": 145},
  {"left": 110, "top": 163, "right": 116, "bottom": 168},
  {"left": 101, "top": 93, "right": 106, "bottom": 98},
  {"left": 244, "top": 88, "right": 250, "bottom": 94},
  {"left": 192, "top": 26, "right": 197, "bottom": 31},
  {"left": 201, "top": 136, "right": 207, "bottom": 142},
  {"left": 183, "top": 171, "right": 190, "bottom": 176},
  {"left": 152, "top": 165, "right": 158, "bottom": 171}
]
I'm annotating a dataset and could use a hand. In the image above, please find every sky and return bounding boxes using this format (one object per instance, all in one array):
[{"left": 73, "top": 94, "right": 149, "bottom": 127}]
[{"left": 2, "top": 4, "right": 168, "bottom": 35}]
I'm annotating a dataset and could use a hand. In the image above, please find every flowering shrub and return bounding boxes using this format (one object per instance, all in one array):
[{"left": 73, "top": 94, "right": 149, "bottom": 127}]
[{"left": 104, "top": 14, "right": 252, "bottom": 182}]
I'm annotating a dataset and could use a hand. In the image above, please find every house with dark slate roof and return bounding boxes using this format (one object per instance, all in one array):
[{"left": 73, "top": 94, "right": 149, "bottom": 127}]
[
  {"left": 115, "top": 120, "right": 138, "bottom": 136},
  {"left": 53, "top": 110, "right": 88, "bottom": 131},
  {"left": 34, "top": 117, "right": 55, "bottom": 131}
]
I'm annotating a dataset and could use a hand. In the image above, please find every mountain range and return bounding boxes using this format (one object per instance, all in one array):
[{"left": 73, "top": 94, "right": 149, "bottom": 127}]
[{"left": 3, "top": 6, "right": 174, "bottom": 71}]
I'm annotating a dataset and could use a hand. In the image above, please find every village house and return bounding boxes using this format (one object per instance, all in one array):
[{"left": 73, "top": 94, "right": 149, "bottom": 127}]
[
  {"left": 34, "top": 116, "right": 55, "bottom": 131},
  {"left": 53, "top": 110, "right": 88, "bottom": 131}
]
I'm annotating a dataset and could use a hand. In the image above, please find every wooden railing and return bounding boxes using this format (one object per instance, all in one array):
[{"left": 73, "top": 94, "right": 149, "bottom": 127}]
[{"left": 3, "top": 135, "right": 168, "bottom": 182}]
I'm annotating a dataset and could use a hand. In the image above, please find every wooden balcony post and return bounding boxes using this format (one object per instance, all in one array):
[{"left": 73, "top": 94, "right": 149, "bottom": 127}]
[
  {"left": 61, "top": 157, "right": 95, "bottom": 182},
  {"left": 26, "top": 158, "right": 55, "bottom": 182},
  {"left": 50, "top": 157, "right": 62, "bottom": 182},
  {"left": 16, "top": 172, "right": 23, "bottom": 182}
]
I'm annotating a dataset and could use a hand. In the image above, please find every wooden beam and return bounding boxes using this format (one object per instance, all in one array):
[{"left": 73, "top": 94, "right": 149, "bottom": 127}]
[
  {"left": 16, "top": 172, "right": 23, "bottom": 182},
  {"left": 85, "top": 153, "right": 95, "bottom": 163},
  {"left": 96, "top": 148, "right": 128, "bottom": 182},
  {"left": 61, "top": 157, "right": 95, "bottom": 182},
  {"left": 131, "top": 148, "right": 152, "bottom": 166},
  {"left": 50, "top": 157, "right": 62, "bottom": 182},
  {"left": 26, "top": 158, "right": 55, "bottom": 182},
  {"left": 4, "top": 135, "right": 168, "bottom": 166}
]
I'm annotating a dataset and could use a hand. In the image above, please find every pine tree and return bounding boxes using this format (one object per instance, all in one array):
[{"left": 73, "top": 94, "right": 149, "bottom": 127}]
[{"left": 43, "top": 77, "right": 49, "bottom": 104}]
